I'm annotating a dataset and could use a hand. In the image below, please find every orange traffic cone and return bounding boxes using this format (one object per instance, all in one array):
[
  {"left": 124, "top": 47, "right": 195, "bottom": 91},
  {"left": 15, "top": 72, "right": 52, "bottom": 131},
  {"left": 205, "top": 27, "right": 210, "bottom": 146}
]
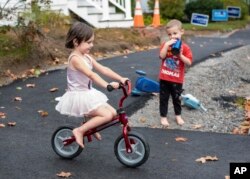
[
  {"left": 152, "top": 0, "right": 161, "bottom": 27},
  {"left": 133, "top": 0, "right": 144, "bottom": 28}
]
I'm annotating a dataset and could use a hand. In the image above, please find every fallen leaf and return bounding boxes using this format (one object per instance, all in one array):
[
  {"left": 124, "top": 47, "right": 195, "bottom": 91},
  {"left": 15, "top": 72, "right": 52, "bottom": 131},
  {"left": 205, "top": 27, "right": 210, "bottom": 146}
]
[
  {"left": 241, "top": 121, "right": 250, "bottom": 126},
  {"left": 38, "top": 110, "right": 48, "bottom": 117},
  {"left": 0, "top": 123, "right": 6, "bottom": 128},
  {"left": 16, "top": 87, "right": 22, "bottom": 90},
  {"left": 42, "top": 27, "right": 50, "bottom": 33},
  {"left": 50, "top": 87, "right": 58, "bottom": 92},
  {"left": 34, "top": 69, "right": 41, "bottom": 77},
  {"left": 26, "top": 83, "right": 36, "bottom": 88},
  {"left": 228, "top": 90, "right": 236, "bottom": 95},
  {"left": 0, "top": 112, "right": 6, "bottom": 118},
  {"left": 192, "top": 124, "right": 203, "bottom": 129},
  {"left": 205, "top": 156, "right": 218, "bottom": 161},
  {"left": 239, "top": 126, "right": 249, "bottom": 134},
  {"left": 14, "top": 97, "right": 22, "bottom": 101},
  {"left": 56, "top": 171, "right": 72, "bottom": 178},
  {"left": 232, "top": 127, "right": 240, "bottom": 134},
  {"left": 139, "top": 117, "right": 146, "bottom": 123},
  {"left": 21, "top": 73, "right": 28, "bottom": 78},
  {"left": 175, "top": 137, "right": 188, "bottom": 142},
  {"left": 5, "top": 69, "right": 17, "bottom": 80},
  {"left": 53, "top": 57, "right": 60, "bottom": 64},
  {"left": 27, "top": 68, "right": 35, "bottom": 75},
  {"left": 196, "top": 156, "right": 218, "bottom": 163},
  {"left": 150, "top": 125, "right": 158, "bottom": 128},
  {"left": 196, "top": 157, "right": 206, "bottom": 163},
  {"left": 7, "top": 122, "right": 16, "bottom": 126}
]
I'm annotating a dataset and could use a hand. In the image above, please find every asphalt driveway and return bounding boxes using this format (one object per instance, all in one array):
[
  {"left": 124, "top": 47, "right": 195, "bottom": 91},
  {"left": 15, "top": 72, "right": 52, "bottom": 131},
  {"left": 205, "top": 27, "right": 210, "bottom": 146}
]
[{"left": 1, "top": 27, "right": 250, "bottom": 179}]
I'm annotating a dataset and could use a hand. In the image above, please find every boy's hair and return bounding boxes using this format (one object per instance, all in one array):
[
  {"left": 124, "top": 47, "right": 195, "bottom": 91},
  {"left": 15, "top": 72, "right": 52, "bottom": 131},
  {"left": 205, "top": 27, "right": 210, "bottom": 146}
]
[
  {"left": 165, "top": 19, "right": 183, "bottom": 30},
  {"left": 65, "top": 22, "right": 94, "bottom": 49}
]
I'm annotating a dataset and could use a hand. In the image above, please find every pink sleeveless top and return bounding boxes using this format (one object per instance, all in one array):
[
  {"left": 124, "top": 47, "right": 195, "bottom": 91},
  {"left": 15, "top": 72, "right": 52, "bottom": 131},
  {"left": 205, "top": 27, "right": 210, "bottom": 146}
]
[{"left": 67, "top": 54, "right": 93, "bottom": 91}]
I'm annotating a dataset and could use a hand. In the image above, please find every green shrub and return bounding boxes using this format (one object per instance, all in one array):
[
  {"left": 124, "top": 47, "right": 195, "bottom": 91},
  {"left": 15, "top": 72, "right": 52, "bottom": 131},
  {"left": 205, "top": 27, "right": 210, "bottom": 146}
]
[
  {"left": 0, "top": 32, "right": 31, "bottom": 61},
  {"left": 143, "top": 14, "right": 153, "bottom": 26},
  {"left": 220, "top": 0, "right": 249, "bottom": 20},
  {"left": 185, "top": 0, "right": 223, "bottom": 21},
  {"left": 148, "top": 0, "right": 186, "bottom": 20}
]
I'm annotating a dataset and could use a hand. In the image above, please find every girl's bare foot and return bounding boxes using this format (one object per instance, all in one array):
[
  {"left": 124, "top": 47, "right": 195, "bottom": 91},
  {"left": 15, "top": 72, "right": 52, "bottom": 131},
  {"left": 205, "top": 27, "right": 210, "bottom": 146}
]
[
  {"left": 72, "top": 128, "right": 84, "bottom": 148},
  {"left": 93, "top": 132, "right": 102, "bottom": 141},
  {"left": 176, "top": 116, "right": 184, "bottom": 126},
  {"left": 161, "top": 117, "right": 169, "bottom": 127}
]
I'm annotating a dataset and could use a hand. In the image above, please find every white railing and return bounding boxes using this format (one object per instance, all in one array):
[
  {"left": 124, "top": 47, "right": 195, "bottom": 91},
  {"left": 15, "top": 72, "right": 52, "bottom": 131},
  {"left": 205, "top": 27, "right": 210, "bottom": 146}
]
[
  {"left": 0, "top": 0, "right": 133, "bottom": 27},
  {"left": 87, "top": 0, "right": 132, "bottom": 20},
  {"left": 109, "top": 0, "right": 132, "bottom": 20}
]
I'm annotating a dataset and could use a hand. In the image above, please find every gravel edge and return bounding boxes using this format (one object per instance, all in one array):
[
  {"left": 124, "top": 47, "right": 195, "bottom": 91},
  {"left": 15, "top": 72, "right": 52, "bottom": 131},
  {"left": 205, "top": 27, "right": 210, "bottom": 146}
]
[{"left": 129, "top": 45, "right": 250, "bottom": 134}]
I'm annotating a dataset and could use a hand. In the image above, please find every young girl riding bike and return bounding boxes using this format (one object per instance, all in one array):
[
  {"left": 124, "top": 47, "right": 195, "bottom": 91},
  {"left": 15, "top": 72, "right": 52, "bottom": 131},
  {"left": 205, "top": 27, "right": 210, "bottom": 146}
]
[{"left": 55, "top": 22, "right": 128, "bottom": 148}]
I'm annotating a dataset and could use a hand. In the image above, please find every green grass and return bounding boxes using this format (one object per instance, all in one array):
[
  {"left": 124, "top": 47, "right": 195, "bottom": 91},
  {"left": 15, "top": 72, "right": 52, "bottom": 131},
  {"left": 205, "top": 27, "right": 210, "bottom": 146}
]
[
  {"left": 0, "top": 45, "right": 30, "bottom": 58},
  {"left": 0, "top": 33, "right": 30, "bottom": 59},
  {"left": 235, "top": 97, "right": 246, "bottom": 109}
]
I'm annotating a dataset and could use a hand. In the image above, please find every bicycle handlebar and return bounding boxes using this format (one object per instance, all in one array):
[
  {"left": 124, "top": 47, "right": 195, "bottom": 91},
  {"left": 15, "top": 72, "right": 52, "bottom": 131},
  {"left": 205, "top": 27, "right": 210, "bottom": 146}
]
[
  {"left": 107, "top": 80, "right": 131, "bottom": 108},
  {"left": 107, "top": 80, "right": 131, "bottom": 94},
  {"left": 107, "top": 84, "right": 114, "bottom": 92}
]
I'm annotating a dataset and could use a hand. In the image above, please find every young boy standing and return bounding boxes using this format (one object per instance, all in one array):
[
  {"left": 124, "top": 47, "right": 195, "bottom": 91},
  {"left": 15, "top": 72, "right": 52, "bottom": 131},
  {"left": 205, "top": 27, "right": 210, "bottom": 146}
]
[{"left": 158, "top": 19, "right": 193, "bottom": 127}]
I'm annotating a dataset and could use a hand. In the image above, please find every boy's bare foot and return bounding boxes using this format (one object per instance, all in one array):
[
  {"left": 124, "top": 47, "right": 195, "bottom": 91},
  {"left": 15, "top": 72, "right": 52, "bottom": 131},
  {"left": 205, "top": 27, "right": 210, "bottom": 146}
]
[
  {"left": 161, "top": 117, "right": 169, "bottom": 127},
  {"left": 93, "top": 132, "right": 102, "bottom": 141},
  {"left": 72, "top": 128, "right": 84, "bottom": 148},
  {"left": 176, "top": 116, "right": 184, "bottom": 126}
]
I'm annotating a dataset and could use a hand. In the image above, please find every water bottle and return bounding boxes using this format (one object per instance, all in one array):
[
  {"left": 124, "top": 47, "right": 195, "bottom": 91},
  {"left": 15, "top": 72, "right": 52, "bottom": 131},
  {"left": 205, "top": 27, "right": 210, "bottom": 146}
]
[{"left": 171, "top": 39, "right": 182, "bottom": 55}]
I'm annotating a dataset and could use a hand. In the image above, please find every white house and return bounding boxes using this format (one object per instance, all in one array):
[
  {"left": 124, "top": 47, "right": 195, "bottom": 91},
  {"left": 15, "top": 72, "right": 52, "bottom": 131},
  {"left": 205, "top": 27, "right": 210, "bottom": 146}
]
[{"left": 0, "top": 0, "right": 134, "bottom": 28}]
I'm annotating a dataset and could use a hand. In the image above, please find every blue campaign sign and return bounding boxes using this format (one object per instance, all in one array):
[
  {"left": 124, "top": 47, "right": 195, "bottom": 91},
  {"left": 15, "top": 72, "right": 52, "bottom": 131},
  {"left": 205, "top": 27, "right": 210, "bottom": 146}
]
[
  {"left": 227, "top": 6, "right": 241, "bottom": 18},
  {"left": 191, "top": 13, "right": 209, "bottom": 27},
  {"left": 212, "top": 9, "right": 228, "bottom": 21}
]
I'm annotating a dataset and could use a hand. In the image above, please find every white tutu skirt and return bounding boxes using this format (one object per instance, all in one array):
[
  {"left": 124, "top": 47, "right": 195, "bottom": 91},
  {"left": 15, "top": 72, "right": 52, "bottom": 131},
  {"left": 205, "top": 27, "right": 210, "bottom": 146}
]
[{"left": 55, "top": 88, "right": 108, "bottom": 117}]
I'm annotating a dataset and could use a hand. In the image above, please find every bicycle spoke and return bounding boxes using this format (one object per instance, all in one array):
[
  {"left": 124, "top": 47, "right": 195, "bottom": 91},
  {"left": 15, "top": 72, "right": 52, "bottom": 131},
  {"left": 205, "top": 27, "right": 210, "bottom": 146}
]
[
  {"left": 133, "top": 141, "right": 140, "bottom": 148},
  {"left": 135, "top": 150, "right": 143, "bottom": 156},
  {"left": 69, "top": 145, "right": 76, "bottom": 152},
  {"left": 57, "top": 136, "right": 65, "bottom": 141},
  {"left": 119, "top": 148, "right": 126, "bottom": 153},
  {"left": 59, "top": 144, "right": 64, "bottom": 150}
]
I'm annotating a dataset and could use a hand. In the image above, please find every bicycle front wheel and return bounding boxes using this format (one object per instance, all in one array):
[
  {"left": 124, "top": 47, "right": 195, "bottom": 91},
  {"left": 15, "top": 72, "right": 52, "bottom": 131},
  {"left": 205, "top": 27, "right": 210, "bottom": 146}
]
[{"left": 114, "top": 131, "right": 150, "bottom": 168}]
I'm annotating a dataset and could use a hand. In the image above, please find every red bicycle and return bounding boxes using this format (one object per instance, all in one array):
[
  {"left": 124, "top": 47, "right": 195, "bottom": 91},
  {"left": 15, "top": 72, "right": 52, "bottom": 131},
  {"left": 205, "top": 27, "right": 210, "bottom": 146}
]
[{"left": 51, "top": 81, "right": 150, "bottom": 168}]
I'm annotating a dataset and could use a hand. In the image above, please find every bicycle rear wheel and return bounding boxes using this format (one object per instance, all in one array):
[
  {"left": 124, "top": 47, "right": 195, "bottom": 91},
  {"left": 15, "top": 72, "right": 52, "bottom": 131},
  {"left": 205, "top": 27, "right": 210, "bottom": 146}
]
[{"left": 51, "top": 126, "right": 83, "bottom": 159}]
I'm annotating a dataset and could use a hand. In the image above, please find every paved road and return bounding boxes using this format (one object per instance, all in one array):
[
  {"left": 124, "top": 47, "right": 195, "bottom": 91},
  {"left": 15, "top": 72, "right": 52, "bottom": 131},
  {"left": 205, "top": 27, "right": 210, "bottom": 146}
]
[{"left": 1, "top": 28, "right": 250, "bottom": 179}]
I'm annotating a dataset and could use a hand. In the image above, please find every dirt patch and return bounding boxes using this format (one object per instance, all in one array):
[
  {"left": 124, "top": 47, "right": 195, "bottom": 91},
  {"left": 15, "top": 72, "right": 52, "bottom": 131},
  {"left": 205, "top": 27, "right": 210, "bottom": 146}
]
[
  {"left": 0, "top": 26, "right": 221, "bottom": 87},
  {"left": 0, "top": 27, "right": 165, "bottom": 86}
]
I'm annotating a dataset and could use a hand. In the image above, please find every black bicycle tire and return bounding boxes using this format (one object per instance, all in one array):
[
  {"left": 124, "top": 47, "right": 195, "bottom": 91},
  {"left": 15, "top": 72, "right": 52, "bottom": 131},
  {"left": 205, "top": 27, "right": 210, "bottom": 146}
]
[{"left": 51, "top": 126, "right": 83, "bottom": 159}]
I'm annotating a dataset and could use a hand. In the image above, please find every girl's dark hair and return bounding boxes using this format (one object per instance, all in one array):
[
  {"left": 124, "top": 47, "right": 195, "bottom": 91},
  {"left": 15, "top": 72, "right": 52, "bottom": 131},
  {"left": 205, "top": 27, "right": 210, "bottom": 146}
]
[{"left": 65, "top": 22, "right": 94, "bottom": 49}]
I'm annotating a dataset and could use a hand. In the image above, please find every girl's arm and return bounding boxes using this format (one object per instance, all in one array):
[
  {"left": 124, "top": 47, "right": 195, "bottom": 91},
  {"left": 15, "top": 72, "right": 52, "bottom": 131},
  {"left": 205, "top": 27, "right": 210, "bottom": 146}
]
[
  {"left": 70, "top": 56, "right": 110, "bottom": 88},
  {"left": 92, "top": 57, "right": 128, "bottom": 84}
]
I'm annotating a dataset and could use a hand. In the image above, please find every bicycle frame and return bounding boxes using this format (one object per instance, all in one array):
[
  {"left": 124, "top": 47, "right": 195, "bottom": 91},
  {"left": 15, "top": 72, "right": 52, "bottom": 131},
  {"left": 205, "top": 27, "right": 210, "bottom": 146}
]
[{"left": 62, "top": 81, "right": 133, "bottom": 153}]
